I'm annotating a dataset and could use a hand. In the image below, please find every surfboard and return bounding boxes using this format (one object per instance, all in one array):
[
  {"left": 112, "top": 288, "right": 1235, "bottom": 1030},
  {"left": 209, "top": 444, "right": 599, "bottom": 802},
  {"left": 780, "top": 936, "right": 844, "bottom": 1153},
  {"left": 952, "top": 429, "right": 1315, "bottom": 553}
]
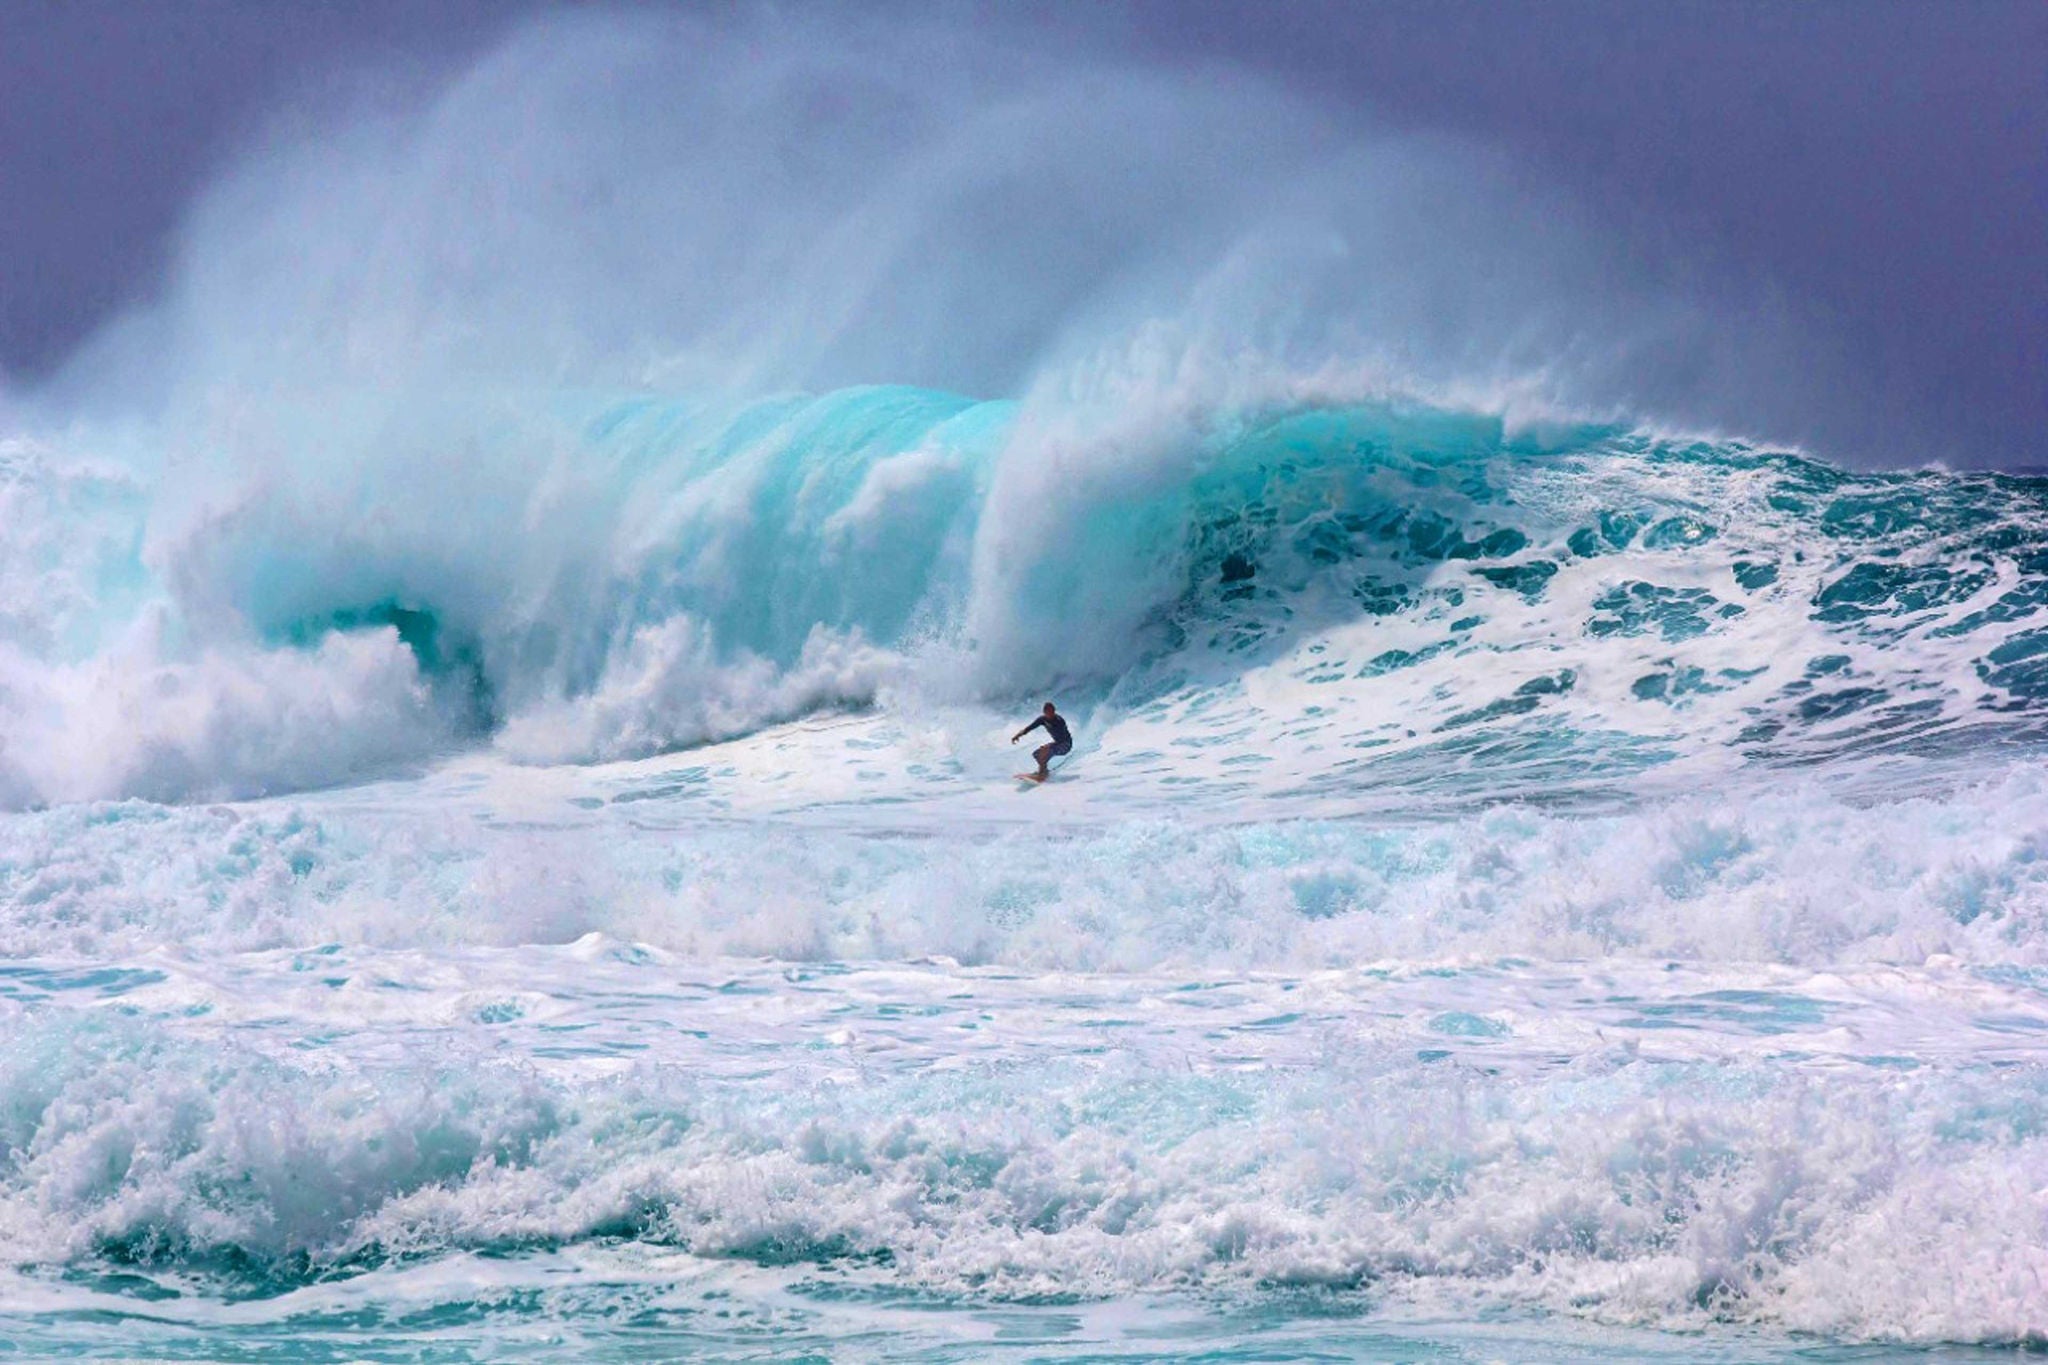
[{"left": 1014, "top": 771, "right": 1048, "bottom": 784}]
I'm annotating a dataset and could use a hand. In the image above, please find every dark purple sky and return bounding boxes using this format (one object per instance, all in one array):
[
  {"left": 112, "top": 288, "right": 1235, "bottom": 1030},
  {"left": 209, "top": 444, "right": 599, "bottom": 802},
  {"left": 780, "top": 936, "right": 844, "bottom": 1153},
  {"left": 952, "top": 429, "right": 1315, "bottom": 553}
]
[
  {"left": 3, "top": 0, "right": 2042, "bottom": 464},
  {"left": 1127, "top": 0, "right": 2047, "bottom": 465}
]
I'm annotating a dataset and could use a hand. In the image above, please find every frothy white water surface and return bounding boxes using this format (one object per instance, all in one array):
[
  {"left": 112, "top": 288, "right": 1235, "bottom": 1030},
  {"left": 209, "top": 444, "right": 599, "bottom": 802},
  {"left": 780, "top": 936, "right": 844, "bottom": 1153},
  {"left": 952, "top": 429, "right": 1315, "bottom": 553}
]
[
  {"left": 3, "top": 727, "right": 2047, "bottom": 1357},
  {"left": 5, "top": 931, "right": 2047, "bottom": 1344}
]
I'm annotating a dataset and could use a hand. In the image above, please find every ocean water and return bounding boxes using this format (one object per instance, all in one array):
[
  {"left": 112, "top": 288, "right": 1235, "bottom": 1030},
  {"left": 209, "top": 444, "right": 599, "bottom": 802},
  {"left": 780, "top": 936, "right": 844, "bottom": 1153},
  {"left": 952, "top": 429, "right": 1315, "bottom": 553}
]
[
  {"left": 5, "top": 395, "right": 2046, "bottom": 1361},
  {"left": 4, "top": 14, "right": 2046, "bottom": 1359}
]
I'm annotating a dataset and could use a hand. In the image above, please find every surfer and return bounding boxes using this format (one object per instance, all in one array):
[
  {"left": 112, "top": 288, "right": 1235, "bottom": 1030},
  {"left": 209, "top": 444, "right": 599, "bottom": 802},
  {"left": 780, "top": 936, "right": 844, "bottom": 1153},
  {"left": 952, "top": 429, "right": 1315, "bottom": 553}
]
[{"left": 1011, "top": 702, "right": 1072, "bottom": 782}]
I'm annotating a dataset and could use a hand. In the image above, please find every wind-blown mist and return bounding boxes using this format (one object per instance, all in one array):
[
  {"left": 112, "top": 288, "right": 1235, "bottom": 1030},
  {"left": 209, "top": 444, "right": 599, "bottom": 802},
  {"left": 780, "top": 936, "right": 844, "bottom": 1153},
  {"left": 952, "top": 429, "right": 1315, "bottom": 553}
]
[
  {"left": 0, "top": 10, "right": 1910, "bottom": 805},
  {"left": 73, "top": 12, "right": 1781, "bottom": 409}
]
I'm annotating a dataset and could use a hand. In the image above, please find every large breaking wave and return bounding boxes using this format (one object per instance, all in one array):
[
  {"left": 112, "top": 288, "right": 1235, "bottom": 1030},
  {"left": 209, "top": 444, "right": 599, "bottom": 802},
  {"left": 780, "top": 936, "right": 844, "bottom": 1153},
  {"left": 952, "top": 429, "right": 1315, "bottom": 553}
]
[
  {"left": 8, "top": 385, "right": 2048, "bottom": 806},
  {"left": 0, "top": 7, "right": 1907, "bottom": 809}
]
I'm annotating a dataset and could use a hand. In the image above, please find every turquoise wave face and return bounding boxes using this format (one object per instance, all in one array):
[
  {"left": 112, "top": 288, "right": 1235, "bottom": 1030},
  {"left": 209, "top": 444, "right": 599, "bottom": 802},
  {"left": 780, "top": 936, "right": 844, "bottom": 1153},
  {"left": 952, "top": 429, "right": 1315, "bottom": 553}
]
[
  {"left": 246, "top": 396, "right": 2048, "bottom": 716},
  {"left": 1104, "top": 410, "right": 2048, "bottom": 784},
  {"left": 5, "top": 385, "right": 2048, "bottom": 806}
]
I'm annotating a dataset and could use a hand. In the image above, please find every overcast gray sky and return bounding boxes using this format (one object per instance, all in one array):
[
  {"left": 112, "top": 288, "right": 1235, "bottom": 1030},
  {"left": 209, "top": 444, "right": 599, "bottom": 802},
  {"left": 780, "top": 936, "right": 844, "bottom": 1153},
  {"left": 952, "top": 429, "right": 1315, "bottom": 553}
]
[{"left": 2, "top": 0, "right": 2042, "bottom": 463}]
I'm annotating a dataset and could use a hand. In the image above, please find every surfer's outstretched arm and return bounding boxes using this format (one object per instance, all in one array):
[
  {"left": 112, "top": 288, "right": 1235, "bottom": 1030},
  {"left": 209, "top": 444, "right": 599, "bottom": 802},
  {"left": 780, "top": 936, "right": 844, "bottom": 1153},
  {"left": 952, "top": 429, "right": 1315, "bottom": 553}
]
[{"left": 1012, "top": 704, "right": 1066, "bottom": 780}]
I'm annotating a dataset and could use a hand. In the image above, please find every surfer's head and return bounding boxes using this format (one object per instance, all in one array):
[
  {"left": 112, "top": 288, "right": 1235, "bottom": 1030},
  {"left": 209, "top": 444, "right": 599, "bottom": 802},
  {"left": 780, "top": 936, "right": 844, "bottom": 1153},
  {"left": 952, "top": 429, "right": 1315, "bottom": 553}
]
[{"left": 1043, "top": 702, "right": 1056, "bottom": 716}]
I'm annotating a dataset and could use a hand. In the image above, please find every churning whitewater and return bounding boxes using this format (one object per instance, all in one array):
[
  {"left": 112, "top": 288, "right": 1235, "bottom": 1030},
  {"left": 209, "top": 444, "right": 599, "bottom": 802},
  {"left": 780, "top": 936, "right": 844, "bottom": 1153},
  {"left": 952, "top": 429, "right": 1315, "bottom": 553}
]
[{"left": 1, "top": 12, "right": 2042, "bottom": 1362}]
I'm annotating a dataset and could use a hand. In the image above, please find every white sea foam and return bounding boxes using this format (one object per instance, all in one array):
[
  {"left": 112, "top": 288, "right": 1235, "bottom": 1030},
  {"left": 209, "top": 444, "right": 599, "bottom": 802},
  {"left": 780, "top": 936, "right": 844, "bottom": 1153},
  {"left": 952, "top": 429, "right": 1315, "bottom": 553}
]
[
  {"left": 496, "top": 621, "right": 903, "bottom": 766},
  {"left": 1, "top": 731, "right": 2042, "bottom": 969},
  {"left": 0, "top": 944, "right": 2041, "bottom": 1343}
]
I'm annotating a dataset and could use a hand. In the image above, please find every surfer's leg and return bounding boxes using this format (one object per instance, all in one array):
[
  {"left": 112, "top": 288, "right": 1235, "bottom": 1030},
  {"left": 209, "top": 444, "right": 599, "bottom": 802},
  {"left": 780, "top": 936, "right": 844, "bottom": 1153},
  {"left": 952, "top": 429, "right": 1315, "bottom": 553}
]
[{"left": 1033, "top": 742, "right": 1052, "bottom": 777}]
